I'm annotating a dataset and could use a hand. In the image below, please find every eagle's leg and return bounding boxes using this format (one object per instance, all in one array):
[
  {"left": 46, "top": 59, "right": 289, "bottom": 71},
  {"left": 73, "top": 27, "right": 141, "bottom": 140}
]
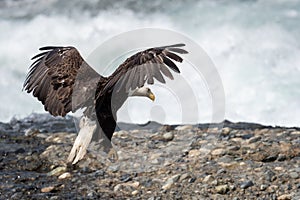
[
  {"left": 90, "top": 126, "right": 119, "bottom": 163},
  {"left": 67, "top": 116, "right": 97, "bottom": 164}
]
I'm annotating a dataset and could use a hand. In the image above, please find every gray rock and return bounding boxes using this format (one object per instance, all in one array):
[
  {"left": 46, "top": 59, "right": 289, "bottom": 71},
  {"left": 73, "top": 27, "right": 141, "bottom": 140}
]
[
  {"left": 289, "top": 172, "right": 299, "bottom": 179},
  {"left": 217, "top": 168, "right": 226, "bottom": 175},
  {"left": 294, "top": 167, "right": 300, "bottom": 173},
  {"left": 240, "top": 180, "right": 254, "bottom": 189}
]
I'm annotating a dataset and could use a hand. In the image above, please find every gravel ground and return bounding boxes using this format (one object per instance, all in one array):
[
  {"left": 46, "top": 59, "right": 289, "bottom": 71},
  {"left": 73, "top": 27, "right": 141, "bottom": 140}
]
[{"left": 0, "top": 114, "right": 300, "bottom": 199}]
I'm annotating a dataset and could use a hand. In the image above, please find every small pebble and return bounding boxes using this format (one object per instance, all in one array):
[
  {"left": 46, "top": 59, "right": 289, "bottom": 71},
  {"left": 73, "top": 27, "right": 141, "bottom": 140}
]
[
  {"left": 188, "top": 149, "right": 201, "bottom": 158},
  {"left": 47, "top": 166, "right": 67, "bottom": 176},
  {"left": 162, "top": 132, "right": 174, "bottom": 141},
  {"left": 179, "top": 173, "right": 190, "bottom": 182},
  {"left": 240, "top": 180, "right": 254, "bottom": 189},
  {"left": 162, "top": 174, "right": 181, "bottom": 190},
  {"left": 107, "top": 164, "right": 120, "bottom": 173},
  {"left": 41, "top": 186, "right": 55, "bottom": 193},
  {"left": 58, "top": 172, "right": 71, "bottom": 180},
  {"left": 289, "top": 172, "right": 299, "bottom": 179},
  {"left": 275, "top": 167, "right": 283, "bottom": 171},
  {"left": 260, "top": 184, "right": 268, "bottom": 191},
  {"left": 114, "top": 184, "right": 122, "bottom": 192},
  {"left": 211, "top": 148, "right": 226, "bottom": 156},
  {"left": 202, "top": 175, "right": 214, "bottom": 183},
  {"left": 215, "top": 184, "right": 229, "bottom": 194}
]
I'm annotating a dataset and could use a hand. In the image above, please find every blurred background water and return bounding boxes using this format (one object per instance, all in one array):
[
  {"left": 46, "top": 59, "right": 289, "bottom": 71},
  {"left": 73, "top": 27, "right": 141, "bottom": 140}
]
[{"left": 0, "top": 0, "right": 299, "bottom": 126}]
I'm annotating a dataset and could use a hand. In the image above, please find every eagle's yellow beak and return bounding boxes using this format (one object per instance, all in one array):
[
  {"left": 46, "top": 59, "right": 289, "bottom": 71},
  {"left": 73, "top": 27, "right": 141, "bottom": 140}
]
[{"left": 148, "top": 92, "right": 155, "bottom": 101}]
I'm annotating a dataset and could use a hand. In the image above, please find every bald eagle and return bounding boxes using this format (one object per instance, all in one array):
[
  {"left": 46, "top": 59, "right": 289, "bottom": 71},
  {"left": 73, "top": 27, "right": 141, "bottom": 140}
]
[{"left": 23, "top": 44, "right": 188, "bottom": 164}]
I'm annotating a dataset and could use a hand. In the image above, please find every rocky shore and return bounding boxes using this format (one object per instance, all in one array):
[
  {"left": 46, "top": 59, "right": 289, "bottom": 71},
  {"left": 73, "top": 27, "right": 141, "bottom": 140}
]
[{"left": 1, "top": 113, "right": 300, "bottom": 199}]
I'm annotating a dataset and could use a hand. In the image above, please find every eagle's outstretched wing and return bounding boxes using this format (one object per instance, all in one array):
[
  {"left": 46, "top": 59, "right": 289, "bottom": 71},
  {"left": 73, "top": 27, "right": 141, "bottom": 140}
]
[
  {"left": 23, "top": 46, "right": 102, "bottom": 117},
  {"left": 103, "top": 43, "right": 188, "bottom": 93}
]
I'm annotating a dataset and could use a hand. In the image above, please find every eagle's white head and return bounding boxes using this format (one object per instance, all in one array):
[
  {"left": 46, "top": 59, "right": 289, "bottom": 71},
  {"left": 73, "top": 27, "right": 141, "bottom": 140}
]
[{"left": 129, "top": 87, "right": 155, "bottom": 101}]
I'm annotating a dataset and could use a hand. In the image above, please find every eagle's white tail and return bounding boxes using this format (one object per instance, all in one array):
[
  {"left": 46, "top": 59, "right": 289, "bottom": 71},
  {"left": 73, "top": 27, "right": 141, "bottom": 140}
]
[{"left": 67, "top": 116, "right": 96, "bottom": 164}]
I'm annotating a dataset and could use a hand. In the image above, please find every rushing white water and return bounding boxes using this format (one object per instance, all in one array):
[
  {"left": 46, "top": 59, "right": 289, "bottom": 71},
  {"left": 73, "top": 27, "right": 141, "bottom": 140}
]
[{"left": 0, "top": 0, "right": 299, "bottom": 126}]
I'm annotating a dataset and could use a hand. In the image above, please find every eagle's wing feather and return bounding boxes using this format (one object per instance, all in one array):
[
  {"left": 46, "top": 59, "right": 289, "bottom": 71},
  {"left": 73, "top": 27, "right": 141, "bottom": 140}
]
[
  {"left": 102, "top": 43, "right": 187, "bottom": 93},
  {"left": 23, "top": 46, "right": 102, "bottom": 116}
]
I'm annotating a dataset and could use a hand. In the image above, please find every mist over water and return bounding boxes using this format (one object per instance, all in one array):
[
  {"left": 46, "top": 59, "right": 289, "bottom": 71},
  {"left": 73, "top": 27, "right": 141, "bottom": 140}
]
[{"left": 1, "top": 0, "right": 299, "bottom": 126}]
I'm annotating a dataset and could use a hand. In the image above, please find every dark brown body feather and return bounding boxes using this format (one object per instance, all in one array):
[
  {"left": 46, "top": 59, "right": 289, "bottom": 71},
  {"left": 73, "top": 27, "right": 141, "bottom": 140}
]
[{"left": 23, "top": 44, "right": 187, "bottom": 141}]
